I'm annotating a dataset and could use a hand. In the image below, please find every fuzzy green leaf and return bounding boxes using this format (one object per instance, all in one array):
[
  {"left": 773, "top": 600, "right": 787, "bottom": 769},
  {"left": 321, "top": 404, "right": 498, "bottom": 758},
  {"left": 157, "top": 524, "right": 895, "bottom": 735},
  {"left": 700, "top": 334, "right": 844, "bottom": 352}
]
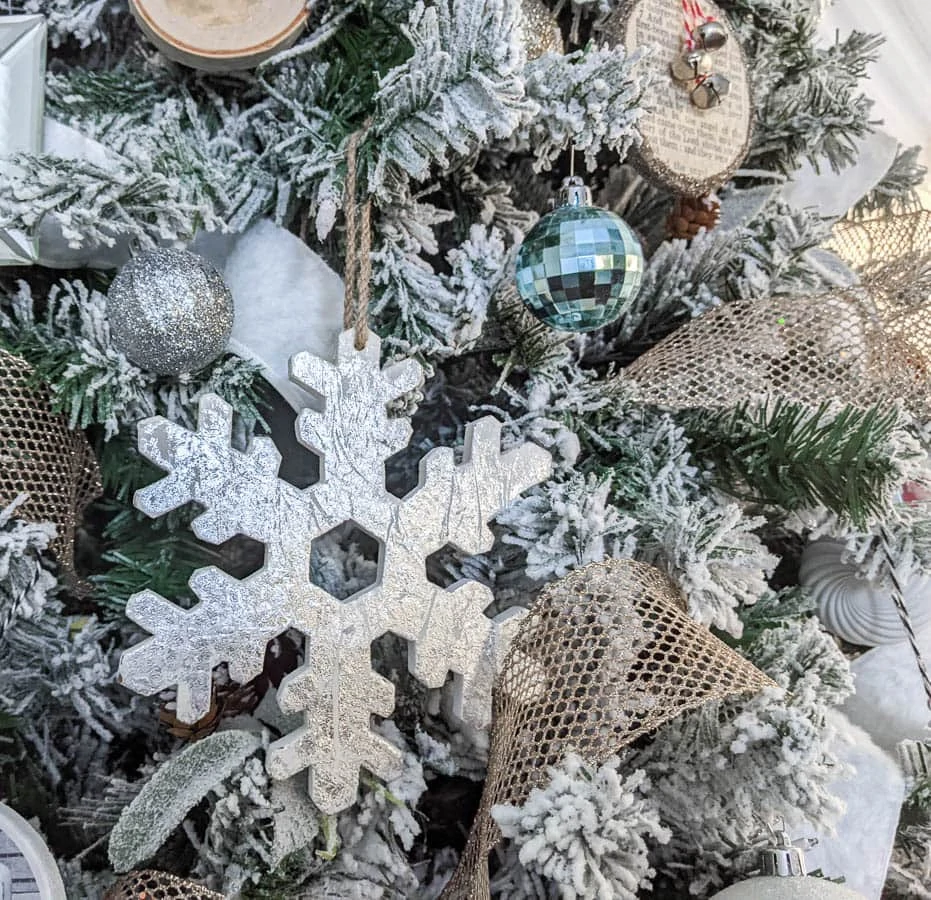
[{"left": 108, "top": 730, "right": 261, "bottom": 872}]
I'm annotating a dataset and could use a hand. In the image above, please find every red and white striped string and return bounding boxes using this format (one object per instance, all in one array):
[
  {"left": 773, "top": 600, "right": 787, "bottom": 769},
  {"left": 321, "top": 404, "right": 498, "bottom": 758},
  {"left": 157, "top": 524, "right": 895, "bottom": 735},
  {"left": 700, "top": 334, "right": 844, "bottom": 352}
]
[{"left": 681, "top": 0, "right": 715, "bottom": 49}]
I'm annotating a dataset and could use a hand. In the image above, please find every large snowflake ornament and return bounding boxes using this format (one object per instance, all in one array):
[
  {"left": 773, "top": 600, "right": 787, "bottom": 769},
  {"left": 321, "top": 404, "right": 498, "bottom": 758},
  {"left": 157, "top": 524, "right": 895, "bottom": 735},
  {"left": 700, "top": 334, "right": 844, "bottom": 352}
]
[{"left": 119, "top": 330, "right": 552, "bottom": 813}]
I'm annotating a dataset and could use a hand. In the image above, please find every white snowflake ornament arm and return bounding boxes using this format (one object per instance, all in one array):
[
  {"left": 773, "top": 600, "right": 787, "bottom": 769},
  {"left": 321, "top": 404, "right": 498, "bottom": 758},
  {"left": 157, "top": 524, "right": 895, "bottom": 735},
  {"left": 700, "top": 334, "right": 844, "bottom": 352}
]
[
  {"left": 134, "top": 394, "right": 326, "bottom": 548},
  {"left": 378, "top": 417, "right": 553, "bottom": 722},
  {"left": 120, "top": 567, "right": 291, "bottom": 722},
  {"left": 266, "top": 606, "right": 403, "bottom": 814},
  {"left": 290, "top": 330, "right": 423, "bottom": 488}
]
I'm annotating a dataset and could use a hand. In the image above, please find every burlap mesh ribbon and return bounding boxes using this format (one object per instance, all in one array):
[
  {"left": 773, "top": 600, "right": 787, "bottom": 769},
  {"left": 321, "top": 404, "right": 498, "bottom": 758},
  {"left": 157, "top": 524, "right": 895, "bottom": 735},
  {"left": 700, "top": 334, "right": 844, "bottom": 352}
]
[
  {"left": 104, "top": 870, "right": 225, "bottom": 899},
  {"left": 626, "top": 211, "right": 931, "bottom": 417},
  {"left": 831, "top": 208, "right": 931, "bottom": 269},
  {"left": 440, "top": 559, "right": 775, "bottom": 899},
  {"left": 0, "top": 349, "right": 100, "bottom": 573}
]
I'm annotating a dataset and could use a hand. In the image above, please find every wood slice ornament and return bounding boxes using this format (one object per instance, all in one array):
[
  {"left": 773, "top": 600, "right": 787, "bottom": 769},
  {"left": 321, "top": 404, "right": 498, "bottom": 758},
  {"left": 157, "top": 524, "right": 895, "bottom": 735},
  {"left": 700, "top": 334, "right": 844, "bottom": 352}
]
[
  {"left": 129, "top": 0, "right": 309, "bottom": 71},
  {"left": 604, "top": 0, "right": 752, "bottom": 196}
]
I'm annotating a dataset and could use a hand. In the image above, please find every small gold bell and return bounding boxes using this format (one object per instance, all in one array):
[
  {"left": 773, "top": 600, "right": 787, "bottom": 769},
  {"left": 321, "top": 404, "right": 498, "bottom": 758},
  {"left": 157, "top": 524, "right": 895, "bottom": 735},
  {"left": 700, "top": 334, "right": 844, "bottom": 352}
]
[
  {"left": 691, "top": 73, "right": 730, "bottom": 109},
  {"left": 670, "top": 49, "right": 713, "bottom": 83},
  {"left": 696, "top": 20, "right": 728, "bottom": 52}
]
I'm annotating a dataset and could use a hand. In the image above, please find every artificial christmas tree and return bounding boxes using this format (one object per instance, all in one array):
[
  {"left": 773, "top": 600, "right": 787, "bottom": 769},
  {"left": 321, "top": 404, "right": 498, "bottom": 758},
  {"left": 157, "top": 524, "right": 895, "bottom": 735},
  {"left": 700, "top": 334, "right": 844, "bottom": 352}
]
[{"left": 0, "top": 0, "right": 929, "bottom": 897}]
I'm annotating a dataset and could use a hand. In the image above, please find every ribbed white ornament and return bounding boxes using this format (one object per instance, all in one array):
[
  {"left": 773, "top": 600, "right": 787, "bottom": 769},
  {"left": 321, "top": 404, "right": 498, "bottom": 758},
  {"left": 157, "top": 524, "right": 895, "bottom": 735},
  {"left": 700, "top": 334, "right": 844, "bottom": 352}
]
[{"left": 799, "top": 539, "right": 931, "bottom": 646}]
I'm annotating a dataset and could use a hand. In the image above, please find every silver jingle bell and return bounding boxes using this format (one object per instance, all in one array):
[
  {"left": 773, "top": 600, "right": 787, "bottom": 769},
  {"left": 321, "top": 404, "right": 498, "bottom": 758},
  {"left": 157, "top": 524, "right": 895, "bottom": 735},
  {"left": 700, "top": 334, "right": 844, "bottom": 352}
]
[
  {"left": 691, "top": 73, "right": 730, "bottom": 109},
  {"left": 696, "top": 20, "right": 728, "bottom": 52},
  {"left": 670, "top": 49, "right": 713, "bottom": 83}
]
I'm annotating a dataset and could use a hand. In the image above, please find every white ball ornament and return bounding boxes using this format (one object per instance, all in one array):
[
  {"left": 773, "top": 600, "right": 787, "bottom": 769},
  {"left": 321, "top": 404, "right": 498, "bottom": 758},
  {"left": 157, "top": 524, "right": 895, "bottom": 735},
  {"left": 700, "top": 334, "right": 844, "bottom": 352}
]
[
  {"left": 107, "top": 249, "right": 234, "bottom": 376},
  {"left": 712, "top": 880, "right": 866, "bottom": 899},
  {"left": 710, "top": 833, "right": 867, "bottom": 899}
]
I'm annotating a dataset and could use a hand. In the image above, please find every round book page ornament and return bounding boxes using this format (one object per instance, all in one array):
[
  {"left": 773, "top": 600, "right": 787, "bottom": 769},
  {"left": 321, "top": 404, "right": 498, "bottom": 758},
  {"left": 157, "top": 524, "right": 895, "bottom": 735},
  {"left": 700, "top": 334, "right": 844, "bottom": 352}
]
[
  {"left": 129, "top": 0, "right": 308, "bottom": 71},
  {"left": 604, "top": 0, "right": 752, "bottom": 196},
  {"left": 0, "top": 803, "right": 67, "bottom": 899}
]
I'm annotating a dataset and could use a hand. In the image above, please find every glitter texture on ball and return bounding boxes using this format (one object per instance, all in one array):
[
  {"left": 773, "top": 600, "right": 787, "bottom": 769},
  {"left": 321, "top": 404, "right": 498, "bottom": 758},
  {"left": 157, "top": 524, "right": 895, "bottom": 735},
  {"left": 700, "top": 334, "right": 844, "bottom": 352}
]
[{"left": 107, "top": 249, "right": 235, "bottom": 375}]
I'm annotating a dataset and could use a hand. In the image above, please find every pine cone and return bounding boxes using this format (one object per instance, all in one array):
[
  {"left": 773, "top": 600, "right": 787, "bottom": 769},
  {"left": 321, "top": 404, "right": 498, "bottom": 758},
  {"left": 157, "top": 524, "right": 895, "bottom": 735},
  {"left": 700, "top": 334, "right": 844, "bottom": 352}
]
[
  {"left": 666, "top": 194, "right": 721, "bottom": 240},
  {"left": 157, "top": 635, "right": 300, "bottom": 741}
]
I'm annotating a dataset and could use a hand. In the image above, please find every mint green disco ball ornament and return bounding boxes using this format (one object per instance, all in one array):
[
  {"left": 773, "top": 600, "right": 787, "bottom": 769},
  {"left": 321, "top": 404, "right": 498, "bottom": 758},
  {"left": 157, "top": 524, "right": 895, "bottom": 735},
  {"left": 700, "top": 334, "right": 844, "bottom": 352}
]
[{"left": 515, "top": 176, "right": 644, "bottom": 332}]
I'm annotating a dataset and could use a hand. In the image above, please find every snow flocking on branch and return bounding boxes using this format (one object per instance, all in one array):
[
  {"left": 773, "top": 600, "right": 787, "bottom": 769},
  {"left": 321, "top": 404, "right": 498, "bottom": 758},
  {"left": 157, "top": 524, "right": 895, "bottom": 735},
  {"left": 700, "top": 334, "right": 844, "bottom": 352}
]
[
  {"left": 370, "top": 0, "right": 535, "bottom": 198},
  {"left": 635, "top": 615, "right": 854, "bottom": 893},
  {"left": 517, "top": 43, "right": 652, "bottom": 172},
  {"left": 0, "top": 497, "right": 56, "bottom": 637},
  {"left": 492, "top": 753, "right": 670, "bottom": 900}
]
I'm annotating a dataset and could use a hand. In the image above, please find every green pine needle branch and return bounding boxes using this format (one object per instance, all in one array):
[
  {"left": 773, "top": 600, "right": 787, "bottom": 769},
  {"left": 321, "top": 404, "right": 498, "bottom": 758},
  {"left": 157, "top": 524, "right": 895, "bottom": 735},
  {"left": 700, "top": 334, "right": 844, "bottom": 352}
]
[{"left": 682, "top": 397, "right": 902, "bottom": 528}]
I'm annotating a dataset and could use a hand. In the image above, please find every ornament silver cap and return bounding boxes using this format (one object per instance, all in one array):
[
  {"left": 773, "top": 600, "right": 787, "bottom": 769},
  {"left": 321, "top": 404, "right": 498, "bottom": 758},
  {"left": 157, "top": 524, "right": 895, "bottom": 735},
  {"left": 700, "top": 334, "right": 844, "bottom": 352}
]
[
  {"left": 760, "top": 831, "right": 807, "bottom": 877},
  {"left": 691, "top": 73, "right": 730, "bottom": 109},
  {"left": 670, "top": 49, "right": 713, "bottom": 83},
  {"left": 696, "top": 20, "right": 728, "bottom": 52},
  {"left": 558, "top": 175, "right": 593, "bottom": 208}
]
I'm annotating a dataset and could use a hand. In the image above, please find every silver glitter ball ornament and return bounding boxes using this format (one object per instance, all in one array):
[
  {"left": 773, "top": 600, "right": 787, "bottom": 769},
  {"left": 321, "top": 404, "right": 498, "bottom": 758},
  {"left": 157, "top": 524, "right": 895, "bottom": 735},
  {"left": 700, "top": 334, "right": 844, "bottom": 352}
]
[
  {"left": 691, "top": 73, "right": 730, "bottom": 109},
  {"left": 696, "top": 20, "right": 728, "bottom": 52},
  {"left": 107, "top": 249, "right": 234, "bottom": 375},
  {"left": 670, "top": 49, "right": 713, "bottom": 82}
]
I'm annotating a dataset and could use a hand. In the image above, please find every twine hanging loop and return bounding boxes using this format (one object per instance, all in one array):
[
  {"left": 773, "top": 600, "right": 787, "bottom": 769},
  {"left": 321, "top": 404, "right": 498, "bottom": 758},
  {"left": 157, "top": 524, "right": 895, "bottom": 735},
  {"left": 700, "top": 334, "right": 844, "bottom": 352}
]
[{"left": 343, "top": 123, "right": 373, "bottom": 351}]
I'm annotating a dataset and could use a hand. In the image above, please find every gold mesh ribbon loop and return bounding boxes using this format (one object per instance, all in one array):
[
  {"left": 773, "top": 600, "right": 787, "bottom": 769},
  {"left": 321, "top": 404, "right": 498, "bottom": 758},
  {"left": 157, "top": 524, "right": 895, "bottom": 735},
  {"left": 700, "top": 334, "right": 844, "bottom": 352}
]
[
  {"left": 0, "top": 349, "right": 100, "bottom": 574},
  {"left": 831, "top": 208, "right": 931, "bottom": 270},
  {"left": 104, "top": 870, "right": 225, "bottom": 899},
  {"left": 440, "top": 559, "right": 775, "bottom": 900},
  {"left": 626, "top": 211, "right": 931, "bottom": 418}
]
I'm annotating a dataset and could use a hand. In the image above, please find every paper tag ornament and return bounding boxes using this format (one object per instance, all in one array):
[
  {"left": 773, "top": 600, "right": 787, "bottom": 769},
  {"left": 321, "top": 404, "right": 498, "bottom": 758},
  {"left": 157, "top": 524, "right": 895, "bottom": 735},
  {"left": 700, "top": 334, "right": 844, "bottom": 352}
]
[
  {"left": 604, "top": 0, "right": 752, "bottom": 196},
  {"left": 0, "top": 803, "right": 67, "bottom": 900},
  {"left": 129, "top": 0, "right": 309, "bottom": 71}
]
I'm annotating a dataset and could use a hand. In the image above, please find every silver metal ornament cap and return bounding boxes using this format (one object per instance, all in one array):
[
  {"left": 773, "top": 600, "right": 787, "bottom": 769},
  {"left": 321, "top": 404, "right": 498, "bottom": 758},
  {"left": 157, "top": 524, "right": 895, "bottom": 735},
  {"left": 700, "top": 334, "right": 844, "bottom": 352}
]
[
  {"left": 670, "top": 49, "right": 713, "bottom": 83},
  {"left": 696, "top": 20, "right": 728, "bottom": 52},
  {"left": 558, "top": 175, "right": 593, "bottom": 208},
  {"left": 760, "top": 831, "right": 808, "bottom": 877}
]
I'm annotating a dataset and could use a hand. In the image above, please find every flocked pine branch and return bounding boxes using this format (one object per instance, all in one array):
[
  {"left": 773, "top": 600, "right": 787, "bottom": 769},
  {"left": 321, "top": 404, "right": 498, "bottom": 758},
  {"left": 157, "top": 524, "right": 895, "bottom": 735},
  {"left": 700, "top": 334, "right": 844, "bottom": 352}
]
[
  {"left": 498, "top": 403, "right": 775, "bottom": 636},
  {"left": 720, "top": 0, "right": 881, "bottom": 174},
  {"left": 373, "top": 218, "right": 511, "bottom": 359},
  {"left": 852, "top": 144, "right": 929, "bottom": 218},
  {"left": 491, "top": 754, "right": 670, "bottom": 900},
  {"left": 498, "top": 471, "right": 638, "bottom": 580},
  {"left": 516, "top": 43, "right": 651, "bottom": 172},
  {"left": 2, "top": 67, "right": 278, "bottom": 252},
  {"left": 0, "top": 152, "right": 218, "bottom": 252},
  {"left": 634, "top": 616, "right": 853, "bottom": 894},
  {"left": 0, "top": 605, "right": 133, "bottom": 786},
  {"left": 370, "top": 0, "right": 533, "bottom": 198},
  {"left": 0, "top": 498, "right": 57, "bottom": 640},
  {"left": 187, "top": 756, "right": 321, "bottom": 896},
  {"left": 8, "top": 0, "right": 116, "bottom": 48}
]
